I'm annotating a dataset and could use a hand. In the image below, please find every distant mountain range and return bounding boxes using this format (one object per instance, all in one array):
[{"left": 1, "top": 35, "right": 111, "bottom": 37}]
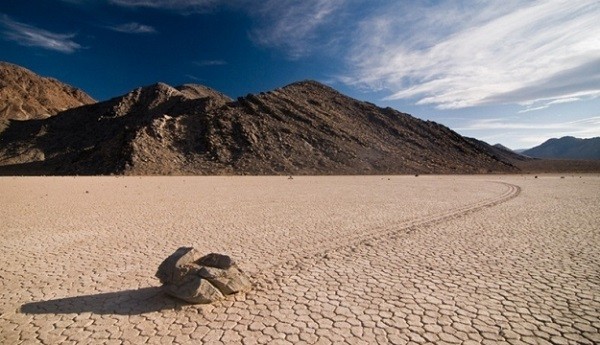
[
  {"left": 522, "top": 136, "right": 600, "bottom": 160},
  {"left": 0, "top": 62, "right": 598, "bottom": 175}
]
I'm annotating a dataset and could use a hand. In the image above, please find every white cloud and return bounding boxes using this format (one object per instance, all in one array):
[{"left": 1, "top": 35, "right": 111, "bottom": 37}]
[
  {"left": 458, "top": 117, "right": 600, "bottom": 131},
  {"left": 109, "top": 0, "right": 219, "bottom": 11},
  {"left": 108, "top": 0, "right": 346, "bottom": 58},
  {"left": 108, "top": 22, "right": 156, "bottom": 34},
  {"left": 343, "top": 0, "right": 600, "bottom": 110},
  {"left": 457, "top": 116, "right": 600, "bottom": 148},
  {"left": 185, "top": 74, "right": 203, "bottom": 81},
  {"left": 517, "top": 96, "right": 593, "bottom": 114},
  {"left": 248, "top": 0, "right": 346, "bottom": 59},
  {"left": 194, "top": 60, "right": 227, "bottom": 66},
  {"left": 0, "top": 15, "right": 82, "bottom": 53}
]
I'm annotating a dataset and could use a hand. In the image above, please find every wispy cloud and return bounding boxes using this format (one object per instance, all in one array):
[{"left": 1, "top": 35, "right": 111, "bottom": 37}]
[
  {"left": 248, "top": 0, "right": 346, "bottom": 59},
  {"left": 343, "top": 0, "right": 600, "bottom": 111},
  {"left": 185, "top": 74, "right": 203, "bottom": 81},
  {"left": 492, "top": 59, "right": 600, "bottom": 112},
  {"left": 109, "top": 0, "right": 346, "bottom": 58},
  {"left": 457, "top": 116, "right": 600, "bottom": 148},
  {"left": 458, "top": 117, "right": 600, "bottom": 131},
  {"left": 108, "top": 22, "right": 156, "bottom": 34},
  {"left": 517, "top": 96, "right": 591, "bottom": 114},
  {"left": 109, "top": 0, "right": 220, "bottom": 12},
  {"left": 194, "top": 59, "right": 227, "bottom": 67},
  {"left": 0, "top": 15, "right": 82, "bottom": 53}
]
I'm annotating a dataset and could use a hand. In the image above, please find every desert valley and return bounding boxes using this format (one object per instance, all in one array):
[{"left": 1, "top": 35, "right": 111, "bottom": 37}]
[
  {"left": 1, "top": 175, "right": 599, "bottom": 344},
  {"left": 1, "top": 61, "right": 599, "bottom": 345}
]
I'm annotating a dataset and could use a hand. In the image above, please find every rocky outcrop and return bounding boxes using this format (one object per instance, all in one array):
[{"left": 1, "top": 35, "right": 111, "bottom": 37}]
[
  {"left": 156, "top": 248, "right": 251, "bottom": 304},
  {"left": 0, "top": 62, "right": 95, "bottom": 121}
]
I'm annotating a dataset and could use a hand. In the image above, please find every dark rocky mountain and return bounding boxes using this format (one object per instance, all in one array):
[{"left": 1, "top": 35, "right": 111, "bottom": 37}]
[
  {"left": 0, "top": 79, "right": 519, "bottom": 175},
  {"left": 493, "top": 143, "right": 513, "bottom": 152},
  {"left": 522, "top": 136, "right": 600, "bottom": 160},
  {"left": 0, "top": 62, "right": 95, "bottom": 121}
]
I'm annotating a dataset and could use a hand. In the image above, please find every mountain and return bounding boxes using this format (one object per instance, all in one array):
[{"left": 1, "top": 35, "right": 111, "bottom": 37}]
[
  {"left": 464, "top": 138, "right": 530, "bottom": 164},
  {"left": 493, "top": 143, "right": 513, "bottom": 152},
  {"left": 0, "top": 79, "right": 518, "bottom": 175},
  {"left": 0, "top": 62, "right": 95, "bottom": 121},
  {"left": 522, "top": 136, "right": 600, "bottom": 160}
]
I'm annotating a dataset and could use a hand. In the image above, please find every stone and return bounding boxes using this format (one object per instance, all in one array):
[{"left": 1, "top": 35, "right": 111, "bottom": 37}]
[
  {"left": 199, "top": 265, "right": 252, "bottom": 295},
  {"left": 164, "top": 276, "right": 224, "bottom": 304},
  {"left": 156, "top": 247, "right": 202, "bottom": 285},
  {"left": 198, "top": 253, "right": 235, "bottom": 269},
  {"left": 156, "top": 247, "right": 251, "bottom": 304}
]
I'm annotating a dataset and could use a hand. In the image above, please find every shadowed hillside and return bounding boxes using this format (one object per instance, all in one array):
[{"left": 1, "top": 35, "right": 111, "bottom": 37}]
[{"left": 0, "top": 80, "right": 518, "bottom": 175}]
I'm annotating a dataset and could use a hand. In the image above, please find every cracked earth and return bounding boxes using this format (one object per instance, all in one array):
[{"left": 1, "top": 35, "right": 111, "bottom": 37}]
[{"left": 1, "top": 175, "right": 598, "bottom": 344}]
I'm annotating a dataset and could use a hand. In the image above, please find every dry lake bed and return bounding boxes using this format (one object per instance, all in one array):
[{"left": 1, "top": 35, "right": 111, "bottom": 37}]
[{"left": 1, "top": 175, "right": 599, "bottom": 344}]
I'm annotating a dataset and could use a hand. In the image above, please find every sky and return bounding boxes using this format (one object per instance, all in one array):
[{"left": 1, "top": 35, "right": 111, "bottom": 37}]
[{"left": 1, "top": 0, "right": 599, "bottom": 149}]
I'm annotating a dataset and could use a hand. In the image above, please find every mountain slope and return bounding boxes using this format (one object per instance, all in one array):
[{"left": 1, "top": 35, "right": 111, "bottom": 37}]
[
  {"left": 464, "top": 138, "right": 530, "bottom": 164},
  {"left": 0, "top": 80, "right": 517, "bottom": 175},
  {"left": 0, "top": 62, "right": 95, "bottom": 121},
  {"left": 522, "top": 136, "right": 600, "bottom": 160}
]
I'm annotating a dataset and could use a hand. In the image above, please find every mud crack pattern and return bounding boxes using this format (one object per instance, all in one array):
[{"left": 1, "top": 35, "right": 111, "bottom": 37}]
[{"left": 1, "top": 176, "right": 598, "bottom": 344}]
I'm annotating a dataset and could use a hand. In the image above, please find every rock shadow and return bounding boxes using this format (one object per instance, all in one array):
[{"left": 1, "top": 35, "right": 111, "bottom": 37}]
[{"left": 20, "top": 286, "right": 188, "bottom": 315}]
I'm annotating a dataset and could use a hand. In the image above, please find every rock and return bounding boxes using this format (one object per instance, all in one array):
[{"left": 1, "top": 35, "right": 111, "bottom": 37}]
[
  {"left": 199, "top": 265, "right": 252, "bottom": 295},
  {"left": 156, "top": 247, "right": 251, "bottom": 304},
  {"left": 164, "top": 275, "right": 224, "bottom": 304},
  {"left": 156, "top": 247, "right": 201, "bottom": 285},
  {"left": 198, "top": 252, "right": 234, "bottom": 269}
]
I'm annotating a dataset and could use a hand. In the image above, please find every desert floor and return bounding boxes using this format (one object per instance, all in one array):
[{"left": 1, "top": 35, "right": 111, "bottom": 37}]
[{"left": 1, "top": 175, "right": 599, "bottom": 344}]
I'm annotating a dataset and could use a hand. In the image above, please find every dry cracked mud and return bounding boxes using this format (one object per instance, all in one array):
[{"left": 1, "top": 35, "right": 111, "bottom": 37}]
[{"left": 1, "top": 175, "right": 598, "bottom": 344}]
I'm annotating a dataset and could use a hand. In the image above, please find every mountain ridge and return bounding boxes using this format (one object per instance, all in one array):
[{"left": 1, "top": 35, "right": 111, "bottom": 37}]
[
  {"left": 522, "top": 136, "right": 600, "bottom": 160},
  {"left": 0, "top": 78, "right": 518, "bottom": 175}
]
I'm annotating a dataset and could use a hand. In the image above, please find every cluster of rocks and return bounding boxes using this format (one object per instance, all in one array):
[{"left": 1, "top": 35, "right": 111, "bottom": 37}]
[{"left": 156, "top": 247, "right": 251, "bottom": 304}]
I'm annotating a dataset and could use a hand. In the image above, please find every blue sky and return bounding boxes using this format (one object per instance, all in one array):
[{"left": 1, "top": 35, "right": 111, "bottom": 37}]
[{"left": 1, "top": 0, "right": 599, "bottom": 149}]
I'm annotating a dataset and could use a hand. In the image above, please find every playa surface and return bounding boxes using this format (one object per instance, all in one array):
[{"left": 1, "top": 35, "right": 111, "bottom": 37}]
[{"left": 1, "top": 175, "right": 598, "bottom": 344}]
